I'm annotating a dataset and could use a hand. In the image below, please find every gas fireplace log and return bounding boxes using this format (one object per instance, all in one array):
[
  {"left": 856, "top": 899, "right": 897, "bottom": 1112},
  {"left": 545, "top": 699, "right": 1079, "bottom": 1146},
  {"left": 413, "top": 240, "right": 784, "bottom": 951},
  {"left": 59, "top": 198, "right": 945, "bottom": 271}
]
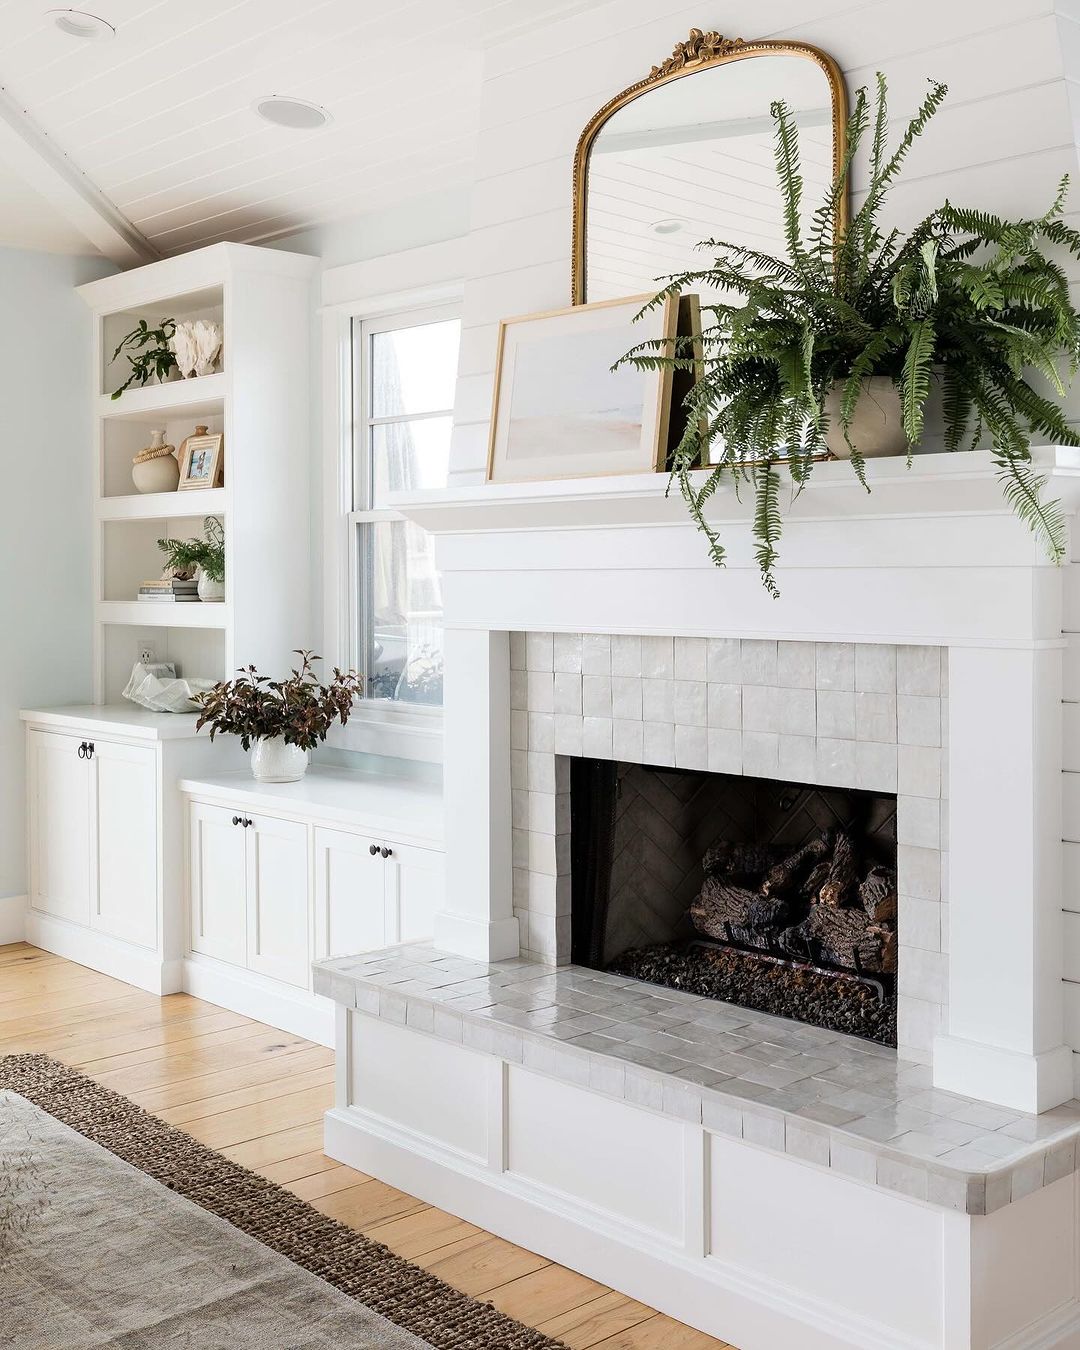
[
  {"left": 818, "top": 831, "right": 858, "bottom": 907},
  {"left": 858, "top": 866, "right": 899, "bottom": 925},
  {"left": 800, "top": 861, "right": 831, "bottom": 905},
  {"left": 760, "top": 832, "right": 833, "bottom": 896},
  {"left": 702, "top": 841, "right": 782, "bottom": 881},
  {"left": 690, "top": 877, "right": 783, "bottom": 946},
  {"left": 779, "top": 902, "right": 894, "bottom": 974}
]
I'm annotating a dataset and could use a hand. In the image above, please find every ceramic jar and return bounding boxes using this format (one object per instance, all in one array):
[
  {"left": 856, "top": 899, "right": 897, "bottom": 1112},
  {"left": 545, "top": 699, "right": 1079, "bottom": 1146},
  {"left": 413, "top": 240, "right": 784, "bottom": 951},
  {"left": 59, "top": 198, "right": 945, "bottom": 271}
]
[
  {"left": 131, "top": 429, "right": 178, "bottom": 493},
  {"left": 823, "top": 378, "right": 907, "bottom": 459}
]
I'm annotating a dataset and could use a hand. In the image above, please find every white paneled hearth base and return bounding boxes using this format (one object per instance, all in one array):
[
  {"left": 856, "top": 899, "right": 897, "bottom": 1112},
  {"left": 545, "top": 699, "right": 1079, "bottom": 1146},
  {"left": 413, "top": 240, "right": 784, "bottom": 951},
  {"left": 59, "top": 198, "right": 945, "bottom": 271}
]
[{"left": 319, "top": 451, "right": 1080, "bottom": 1349}]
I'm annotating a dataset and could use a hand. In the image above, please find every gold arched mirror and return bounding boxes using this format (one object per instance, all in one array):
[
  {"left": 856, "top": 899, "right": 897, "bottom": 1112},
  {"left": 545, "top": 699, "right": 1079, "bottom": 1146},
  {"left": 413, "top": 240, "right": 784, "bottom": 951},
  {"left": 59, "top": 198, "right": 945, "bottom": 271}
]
[{"left": 572, "top": 29, "right": 849, "bottom": 304}]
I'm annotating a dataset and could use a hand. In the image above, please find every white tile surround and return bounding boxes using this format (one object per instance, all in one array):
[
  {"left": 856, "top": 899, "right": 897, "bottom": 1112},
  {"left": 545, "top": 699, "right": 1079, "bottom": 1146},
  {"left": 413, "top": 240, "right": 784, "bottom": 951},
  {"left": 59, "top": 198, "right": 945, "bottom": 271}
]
[{"left": 509, "top": 632, "right": 947, "bottom": 1062}]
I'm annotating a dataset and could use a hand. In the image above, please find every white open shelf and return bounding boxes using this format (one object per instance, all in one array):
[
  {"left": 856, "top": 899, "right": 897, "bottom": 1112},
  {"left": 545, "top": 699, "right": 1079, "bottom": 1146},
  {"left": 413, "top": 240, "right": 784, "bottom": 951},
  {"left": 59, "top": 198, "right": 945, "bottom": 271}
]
[
  {"left": 98, "top": 601, "right": 231, "bottom": 629},
  {"left": 80, "top": 242, "right": 318, "bottom": 706},
  {"left": 97, "top": 487, "right": 227, "bottom": 521}
]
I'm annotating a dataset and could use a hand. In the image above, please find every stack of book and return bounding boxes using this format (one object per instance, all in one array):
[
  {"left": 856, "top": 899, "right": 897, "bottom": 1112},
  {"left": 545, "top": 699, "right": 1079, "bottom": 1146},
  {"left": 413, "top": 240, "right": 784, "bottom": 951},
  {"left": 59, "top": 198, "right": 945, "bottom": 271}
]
[{"left": 137, "top": 579, "right": 200, "bottom": 603}]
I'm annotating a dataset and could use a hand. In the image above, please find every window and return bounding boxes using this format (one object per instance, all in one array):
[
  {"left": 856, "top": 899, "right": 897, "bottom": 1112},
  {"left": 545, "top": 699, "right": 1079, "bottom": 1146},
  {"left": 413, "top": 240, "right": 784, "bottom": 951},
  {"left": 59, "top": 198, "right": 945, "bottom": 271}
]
[{"left": 349, "top": 306, "right": 460, "bottom": 709}]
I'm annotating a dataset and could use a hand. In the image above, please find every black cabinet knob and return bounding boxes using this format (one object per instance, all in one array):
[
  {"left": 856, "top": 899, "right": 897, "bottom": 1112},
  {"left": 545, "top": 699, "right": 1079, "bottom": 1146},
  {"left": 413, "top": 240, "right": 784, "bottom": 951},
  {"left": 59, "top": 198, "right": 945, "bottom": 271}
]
[
  {"left": 232, "top": 815, "right": 241, "bottom": 826},
  {"left": 244, "top": 818, "right": 253, "bottom": 828},
  {"left": 369, "top": 843, "right": 379, "bottom": 856},
  {"left": 77, "top": 742, "right": 86, "bottom": 759},
  {"left": 380, "top": 846, "right": 392, "bottom": 859},
  {"left": 86, "top": 743, "right": 94, "bottom": 759}
]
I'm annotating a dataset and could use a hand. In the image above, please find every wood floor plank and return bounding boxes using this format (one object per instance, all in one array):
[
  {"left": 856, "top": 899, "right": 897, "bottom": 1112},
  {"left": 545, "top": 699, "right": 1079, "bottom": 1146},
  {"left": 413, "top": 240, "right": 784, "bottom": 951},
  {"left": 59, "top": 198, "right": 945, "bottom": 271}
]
[
  {"left": 134, "top": 1048, "right": 334, "bottom": 1112},
  {"left": 312, "top": 1179, "right": 428, "bottom": 1228},
  {"left": 179, "top": 1083, "right": 334, "bottom": 1150},
  {"left": 285, "top": 1163, "right": 372, "bottom": 1201},
  {"left": 484, "top": 1263, "right": 609, "bottom": 1326},
  {"left": 362, "top": 1205, "right": 482, "bottom": 1260},
  {"left": 2, "top": 945, "right": 734, "bottom": 1350},
  {"left": 537, "top": 1291, "right": 659, "bottom": 1349},
  {"left": 417, "top": 1232, "right": 550, "bottom": 1294}
]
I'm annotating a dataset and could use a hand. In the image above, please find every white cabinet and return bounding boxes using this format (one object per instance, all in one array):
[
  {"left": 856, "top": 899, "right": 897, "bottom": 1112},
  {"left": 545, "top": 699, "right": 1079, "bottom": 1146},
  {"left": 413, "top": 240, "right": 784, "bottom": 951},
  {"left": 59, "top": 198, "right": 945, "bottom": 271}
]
[
  {"left": 181, "top": 768, "right": 444, "bottom": 1044},
  {"left": 28, "top": 728, "right": 158, "bottom": 949},
  {"left": 93, "top": 738, "right": 157, "bottom": 949},
  {"left": 247, "top": 814, "right": 309, "bottom": 988},
  {"left": 189, "top": 802, "right": 248, "bottom": 966},
  {"left": 28, "top": 731, "right": 93, "bottom": 927}
]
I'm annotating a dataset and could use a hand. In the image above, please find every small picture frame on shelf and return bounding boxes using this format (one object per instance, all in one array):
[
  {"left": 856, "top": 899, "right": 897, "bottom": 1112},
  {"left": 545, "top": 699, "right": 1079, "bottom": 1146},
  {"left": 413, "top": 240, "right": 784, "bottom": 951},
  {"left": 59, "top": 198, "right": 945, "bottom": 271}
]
[
  {"left": 178, "top": 429, "right": 223, "bottom": 490},
  {"left": 486, "top": 292, "right": 678, "bottom": 484}
]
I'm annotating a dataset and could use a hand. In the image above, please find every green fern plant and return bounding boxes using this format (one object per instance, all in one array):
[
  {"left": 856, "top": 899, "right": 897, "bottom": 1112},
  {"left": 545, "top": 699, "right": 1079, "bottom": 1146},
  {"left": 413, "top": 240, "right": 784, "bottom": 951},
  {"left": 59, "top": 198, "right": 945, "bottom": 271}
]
[{"left": 623, "top": 75, "right": 1080, "bottom": 596}]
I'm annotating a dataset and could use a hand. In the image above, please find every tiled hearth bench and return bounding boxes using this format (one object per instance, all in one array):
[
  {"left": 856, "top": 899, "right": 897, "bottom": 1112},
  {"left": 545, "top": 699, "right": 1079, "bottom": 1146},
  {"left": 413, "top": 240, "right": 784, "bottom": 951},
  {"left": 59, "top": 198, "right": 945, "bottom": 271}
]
[{"left": 317, "top": 945, "right": 1080, "bottom": 1350}]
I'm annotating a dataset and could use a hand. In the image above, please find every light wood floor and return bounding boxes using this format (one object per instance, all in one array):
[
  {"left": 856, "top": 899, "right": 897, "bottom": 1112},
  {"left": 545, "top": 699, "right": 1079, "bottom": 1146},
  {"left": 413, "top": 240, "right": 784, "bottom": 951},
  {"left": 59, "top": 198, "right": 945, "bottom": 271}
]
[{"left": 0, "top": 943, "right": 733, "bottom": 1349}]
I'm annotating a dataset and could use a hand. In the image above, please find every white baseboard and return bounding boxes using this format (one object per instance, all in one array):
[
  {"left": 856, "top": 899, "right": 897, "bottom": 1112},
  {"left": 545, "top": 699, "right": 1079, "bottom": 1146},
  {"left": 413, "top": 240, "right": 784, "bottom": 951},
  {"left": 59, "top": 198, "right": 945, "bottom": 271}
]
[
  {"left": 182, "top": 957, "right": 334, "bottom": 1047},
  {"left": 24, "top": 909, "right": 180, "bottom": 993},
  {"left": 0, "top": 894, "right": 26, "bottom": 946}
]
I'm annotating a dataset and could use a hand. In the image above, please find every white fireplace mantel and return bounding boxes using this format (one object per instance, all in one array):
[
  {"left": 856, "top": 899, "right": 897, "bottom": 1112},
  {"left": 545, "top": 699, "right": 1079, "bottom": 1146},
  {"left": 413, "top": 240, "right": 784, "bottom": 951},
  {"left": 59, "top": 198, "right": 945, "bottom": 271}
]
[{"left": 395, "top": 447, "right": 1080, "bottom": 1113}]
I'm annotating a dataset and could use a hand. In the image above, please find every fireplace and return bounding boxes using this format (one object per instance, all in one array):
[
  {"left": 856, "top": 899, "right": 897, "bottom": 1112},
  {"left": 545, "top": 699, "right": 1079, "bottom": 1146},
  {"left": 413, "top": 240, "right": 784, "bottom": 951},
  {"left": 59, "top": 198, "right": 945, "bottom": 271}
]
[{"left": 570, "top": 757, "right": 899, "bottom": 1044}]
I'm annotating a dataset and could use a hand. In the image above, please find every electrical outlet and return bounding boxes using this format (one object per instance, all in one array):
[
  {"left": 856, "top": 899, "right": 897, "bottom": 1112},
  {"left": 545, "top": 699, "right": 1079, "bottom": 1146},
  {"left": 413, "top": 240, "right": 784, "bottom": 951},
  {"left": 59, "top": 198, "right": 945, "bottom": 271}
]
[{"left": 139, "top": 643, "right": 156, "bottom": 665}]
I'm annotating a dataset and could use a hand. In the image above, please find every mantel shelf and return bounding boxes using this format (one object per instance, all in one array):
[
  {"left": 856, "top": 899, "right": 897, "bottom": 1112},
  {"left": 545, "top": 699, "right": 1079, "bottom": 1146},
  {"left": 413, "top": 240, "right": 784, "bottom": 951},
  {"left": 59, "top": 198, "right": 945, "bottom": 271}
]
[
  {"left": 97, "top": 488, "right": 226, "bottom": 521},
  {"left": 97, "top": 372, "right": 226, "bottom": 421},
  {"left": 97, "top": 600, "right": 230, "bottom": 629},
  {"left": 388, "top": 447, "right": 1080, "bottom": 537}
]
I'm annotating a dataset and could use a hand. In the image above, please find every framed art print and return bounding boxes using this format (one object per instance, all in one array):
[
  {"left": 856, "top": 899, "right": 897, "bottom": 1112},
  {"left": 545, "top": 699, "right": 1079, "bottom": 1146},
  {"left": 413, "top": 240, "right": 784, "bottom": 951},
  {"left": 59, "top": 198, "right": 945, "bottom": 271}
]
[
  {"left": 486, "top": 293, "right": 678, "bottom": 483},
  {"left": 178, "top": 431, "right": 224, "bottom": 490}
]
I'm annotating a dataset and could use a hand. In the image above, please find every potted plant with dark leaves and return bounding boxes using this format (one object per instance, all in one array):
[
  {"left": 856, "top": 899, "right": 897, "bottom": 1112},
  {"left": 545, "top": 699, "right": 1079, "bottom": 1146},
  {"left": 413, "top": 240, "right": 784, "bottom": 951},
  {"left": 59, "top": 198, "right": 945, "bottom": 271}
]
[
  {"left": 623, "top": 75, "right": 1080, "bottom": 596},
  {"left": 194, "top": 651, "right": 363, "bottom": 782}
]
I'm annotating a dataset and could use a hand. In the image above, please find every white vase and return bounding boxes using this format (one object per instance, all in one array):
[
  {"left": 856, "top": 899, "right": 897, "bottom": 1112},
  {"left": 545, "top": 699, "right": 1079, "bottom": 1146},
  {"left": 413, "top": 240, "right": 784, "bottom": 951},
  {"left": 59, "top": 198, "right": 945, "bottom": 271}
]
[
  {"left": 131, "top": 429, "right": 179, "bottom": 493},
  {"left": 824, "top": 377, "right": 908, "bottom": 459},
  {"left": 197, "top": 572, "right": 225, "bottom": 603},
  {"left": 250, "top": 737, "right": 309, "bottom": 783}
]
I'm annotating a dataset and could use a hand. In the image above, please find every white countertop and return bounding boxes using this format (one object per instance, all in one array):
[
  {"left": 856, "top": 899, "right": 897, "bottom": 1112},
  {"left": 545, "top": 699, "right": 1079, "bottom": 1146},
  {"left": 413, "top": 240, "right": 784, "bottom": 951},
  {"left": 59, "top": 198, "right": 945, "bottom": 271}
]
[
  {"left": 21, "top": 704, "right": 204, "bottom": 741},
  {"left": 179, "top": 767, "right": 444, "bottom": 843}
]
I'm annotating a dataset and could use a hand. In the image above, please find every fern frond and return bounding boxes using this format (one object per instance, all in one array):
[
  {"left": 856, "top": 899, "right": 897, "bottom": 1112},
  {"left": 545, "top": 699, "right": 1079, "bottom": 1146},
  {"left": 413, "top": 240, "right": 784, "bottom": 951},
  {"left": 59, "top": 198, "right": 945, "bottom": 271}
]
[
  {"left": 752, "top": 464, "right": 784, "bottom": 598},
  {"left": 899, "top": 318, "right": 936, "bottom": 444}
]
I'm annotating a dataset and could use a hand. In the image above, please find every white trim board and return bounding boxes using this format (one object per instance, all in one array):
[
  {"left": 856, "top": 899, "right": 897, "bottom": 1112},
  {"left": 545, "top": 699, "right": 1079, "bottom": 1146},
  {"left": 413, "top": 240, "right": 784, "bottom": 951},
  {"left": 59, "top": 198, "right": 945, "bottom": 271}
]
[{"left": 0, "top": 894, "right": 26, "bottom": 946}]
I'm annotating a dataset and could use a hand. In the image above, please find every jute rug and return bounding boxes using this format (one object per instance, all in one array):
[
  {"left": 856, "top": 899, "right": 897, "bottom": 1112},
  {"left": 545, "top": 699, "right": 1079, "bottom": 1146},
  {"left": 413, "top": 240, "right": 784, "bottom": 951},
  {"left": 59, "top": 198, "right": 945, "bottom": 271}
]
[{"left": 0, "top": 1056, "right": 566, "bottom": 1350}]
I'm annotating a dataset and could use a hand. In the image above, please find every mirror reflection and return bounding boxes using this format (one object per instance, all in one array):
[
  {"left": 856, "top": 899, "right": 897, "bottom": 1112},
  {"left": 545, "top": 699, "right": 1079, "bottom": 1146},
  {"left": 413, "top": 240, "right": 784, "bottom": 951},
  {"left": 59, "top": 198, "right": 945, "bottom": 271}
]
[{"left": 583, "top": 54, "right": 840, "bottom": 303}]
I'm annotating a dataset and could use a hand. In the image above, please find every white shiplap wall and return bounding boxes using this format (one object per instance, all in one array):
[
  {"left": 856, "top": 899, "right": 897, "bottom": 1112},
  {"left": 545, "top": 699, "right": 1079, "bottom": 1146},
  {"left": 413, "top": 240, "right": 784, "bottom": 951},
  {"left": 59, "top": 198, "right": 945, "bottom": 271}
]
[{"left": 449, "top": 0, "right": 1080, "bottom": 483}]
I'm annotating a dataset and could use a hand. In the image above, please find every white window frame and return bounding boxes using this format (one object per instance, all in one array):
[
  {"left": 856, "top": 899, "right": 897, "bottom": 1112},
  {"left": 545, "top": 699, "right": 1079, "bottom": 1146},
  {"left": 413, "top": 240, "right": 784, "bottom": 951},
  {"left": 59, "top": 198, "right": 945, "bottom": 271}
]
[{"left": 320, "top": 264, "right": 463, "bottom": 763}]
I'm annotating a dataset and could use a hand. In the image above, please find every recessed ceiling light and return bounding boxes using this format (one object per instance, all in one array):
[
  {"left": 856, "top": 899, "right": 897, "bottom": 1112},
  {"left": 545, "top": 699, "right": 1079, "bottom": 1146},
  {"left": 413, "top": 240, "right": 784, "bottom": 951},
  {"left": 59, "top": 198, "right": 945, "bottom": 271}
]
[
  {"left": 253, "top": 96, "right": 332, "bottom": 130},
  {"left": 650, "top": 218, "right": 687, "bottom": 236},
  {"left": 47, "top": 9, "right": 115, "bottom": 39}
]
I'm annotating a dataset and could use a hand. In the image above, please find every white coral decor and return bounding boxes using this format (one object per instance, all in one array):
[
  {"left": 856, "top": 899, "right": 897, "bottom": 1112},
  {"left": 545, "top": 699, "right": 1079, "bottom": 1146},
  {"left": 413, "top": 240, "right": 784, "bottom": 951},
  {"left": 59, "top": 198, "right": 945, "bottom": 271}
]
[{"left": 170, "top": 319, "right": 223, "bottom": 378}]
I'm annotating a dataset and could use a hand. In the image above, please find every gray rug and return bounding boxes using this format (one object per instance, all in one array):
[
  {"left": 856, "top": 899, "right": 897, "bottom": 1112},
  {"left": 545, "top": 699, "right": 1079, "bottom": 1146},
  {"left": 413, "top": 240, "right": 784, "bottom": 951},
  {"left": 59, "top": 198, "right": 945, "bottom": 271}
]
[{"left": 0, "top": 1090, "right": 432, "bottom": 1348}]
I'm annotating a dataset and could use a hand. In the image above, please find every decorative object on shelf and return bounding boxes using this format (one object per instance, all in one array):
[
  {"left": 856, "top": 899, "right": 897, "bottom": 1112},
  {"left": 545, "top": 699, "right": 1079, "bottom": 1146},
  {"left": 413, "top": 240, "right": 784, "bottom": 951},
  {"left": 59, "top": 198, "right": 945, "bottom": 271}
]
[
  {"left": 194, "top": 651, "right": 363, "bottom": 783},
  {"left": 131, "top": 428, "right": 179, "bottom": 494},
  {"left": 156, "top": 516, "right": 225, "bottom": 602},
  {"left": 822, "top": 378, "right": 905, "bottom": 461},
  {"left": 170, "top": 319, "right": 223, "bottom": 379},
  {"left": 487, "top": 294, "right": 678, "bottom": 483},
  {"left": 177, "top": 426, "right": 224, "bottom": 489},
  {"left": 110, "top": 318, "right": 178, "bottom": 399},
  {"left": 622, "top": 75, "right": 1080, "bottom": 596},
  {"left": 122, "top": 661, "right": 217, "bottom": 713},
  {"left": 137, "top": 577, "right": 199, "bottom": 603}
]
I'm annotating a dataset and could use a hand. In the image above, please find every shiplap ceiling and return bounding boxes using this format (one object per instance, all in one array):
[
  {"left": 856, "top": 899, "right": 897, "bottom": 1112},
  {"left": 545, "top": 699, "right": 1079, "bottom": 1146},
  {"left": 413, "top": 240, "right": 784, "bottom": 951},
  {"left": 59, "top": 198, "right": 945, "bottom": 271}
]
[{"left": 0, "top": 0, "right": 602, "bottom": 259}]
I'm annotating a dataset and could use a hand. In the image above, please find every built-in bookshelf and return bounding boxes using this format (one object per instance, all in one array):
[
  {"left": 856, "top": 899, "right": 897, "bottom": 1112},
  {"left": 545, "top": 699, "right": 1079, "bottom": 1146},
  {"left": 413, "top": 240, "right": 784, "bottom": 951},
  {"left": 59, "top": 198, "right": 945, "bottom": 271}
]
[{"left": 79, "top": 243, "right": 318, "bottom": 704}]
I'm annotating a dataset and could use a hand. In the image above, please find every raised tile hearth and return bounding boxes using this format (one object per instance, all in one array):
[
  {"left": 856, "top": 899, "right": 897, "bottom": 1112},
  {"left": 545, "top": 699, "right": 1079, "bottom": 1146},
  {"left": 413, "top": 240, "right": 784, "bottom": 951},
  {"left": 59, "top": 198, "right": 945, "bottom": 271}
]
[{"left": 315, "top": 943, "right": 1080, "bottom": 1217}]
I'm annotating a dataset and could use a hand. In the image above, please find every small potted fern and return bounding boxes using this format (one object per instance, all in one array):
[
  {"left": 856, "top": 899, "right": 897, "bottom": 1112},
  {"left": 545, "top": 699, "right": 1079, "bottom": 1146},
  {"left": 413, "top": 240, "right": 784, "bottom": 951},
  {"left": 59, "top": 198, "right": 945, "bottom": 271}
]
[
  {"left": 157, "top": 517, "right": 225, "bottom": 602},
  {"left": 626, "top": 75, "right": 1080, "bottom": 596}
]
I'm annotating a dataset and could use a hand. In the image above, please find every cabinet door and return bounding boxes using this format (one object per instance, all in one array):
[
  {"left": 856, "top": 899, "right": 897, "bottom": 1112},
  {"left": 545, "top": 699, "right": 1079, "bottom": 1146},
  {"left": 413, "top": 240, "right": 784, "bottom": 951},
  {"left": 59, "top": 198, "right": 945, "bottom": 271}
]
[
  {"left": 28, "top": 731, "right": 92, "bottom": 926},
  {"left": 313, "top": 827, "right": 387, "bottom": 959},
  {"left": 246, "top": 813, "right": 310, "bottom": 988},
  {"left": 189, "top": 802, "right": 247, "bottom": 966},
  {"left": 93, "top": 740, "right": 158, "bottom": 949},
  {"left": 386, "top": 841, "right": 445, "bottom": 944}
]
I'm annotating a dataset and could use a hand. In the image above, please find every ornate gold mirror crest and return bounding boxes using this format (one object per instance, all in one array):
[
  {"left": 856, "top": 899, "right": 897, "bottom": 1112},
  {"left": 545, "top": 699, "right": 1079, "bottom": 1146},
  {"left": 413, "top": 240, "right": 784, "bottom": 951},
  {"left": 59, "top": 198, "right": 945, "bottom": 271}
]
[{"left": 571, "top": 28, "right": 850, "bottom": 305}]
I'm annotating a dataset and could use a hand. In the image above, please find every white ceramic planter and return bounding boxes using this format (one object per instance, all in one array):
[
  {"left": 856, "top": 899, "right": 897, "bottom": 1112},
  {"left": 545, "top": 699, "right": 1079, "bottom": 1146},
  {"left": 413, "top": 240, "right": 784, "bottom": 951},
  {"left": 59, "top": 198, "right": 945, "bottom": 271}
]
[
  {"left": 824, "top": 377, "right": 907, "bottom": 459},
  {"left": 197, "top": 572, "right": 225, "bottom": 603},
  {"left": 250, "top": 737, "right": 309, "bottom": 783}
]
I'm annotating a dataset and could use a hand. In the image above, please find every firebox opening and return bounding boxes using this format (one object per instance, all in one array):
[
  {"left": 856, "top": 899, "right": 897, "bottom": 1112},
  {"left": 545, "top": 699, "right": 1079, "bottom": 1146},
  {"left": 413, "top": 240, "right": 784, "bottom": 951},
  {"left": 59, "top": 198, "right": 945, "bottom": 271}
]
[{"left": 570, "top": 758, "right": 898, "bottom": 1046}]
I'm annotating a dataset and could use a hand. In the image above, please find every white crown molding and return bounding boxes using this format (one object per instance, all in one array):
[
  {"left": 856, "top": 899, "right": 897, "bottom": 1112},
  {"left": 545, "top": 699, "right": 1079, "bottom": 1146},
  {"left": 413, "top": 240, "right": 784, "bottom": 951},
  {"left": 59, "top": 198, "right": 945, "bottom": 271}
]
[{"left": 0, "top": 84, "right": 157, "bottom": 267}]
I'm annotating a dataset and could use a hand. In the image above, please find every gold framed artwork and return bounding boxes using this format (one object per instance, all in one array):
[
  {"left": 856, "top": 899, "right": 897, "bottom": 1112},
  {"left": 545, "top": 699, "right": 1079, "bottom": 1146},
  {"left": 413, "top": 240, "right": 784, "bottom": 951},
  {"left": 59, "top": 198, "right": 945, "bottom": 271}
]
[
  {"left": 177, "top": 427, "right": 224, "bottom": 490},
  {"left": 486, "top": 293, "right": 679, "bottom": 484}
]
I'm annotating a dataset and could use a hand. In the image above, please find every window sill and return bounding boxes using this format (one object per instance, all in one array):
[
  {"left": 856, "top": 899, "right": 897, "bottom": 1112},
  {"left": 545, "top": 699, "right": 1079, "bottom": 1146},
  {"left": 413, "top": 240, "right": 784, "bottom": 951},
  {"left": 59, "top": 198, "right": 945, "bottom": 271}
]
[{"left": 330, "top": 702, "right": 443, "bottom": 764}]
